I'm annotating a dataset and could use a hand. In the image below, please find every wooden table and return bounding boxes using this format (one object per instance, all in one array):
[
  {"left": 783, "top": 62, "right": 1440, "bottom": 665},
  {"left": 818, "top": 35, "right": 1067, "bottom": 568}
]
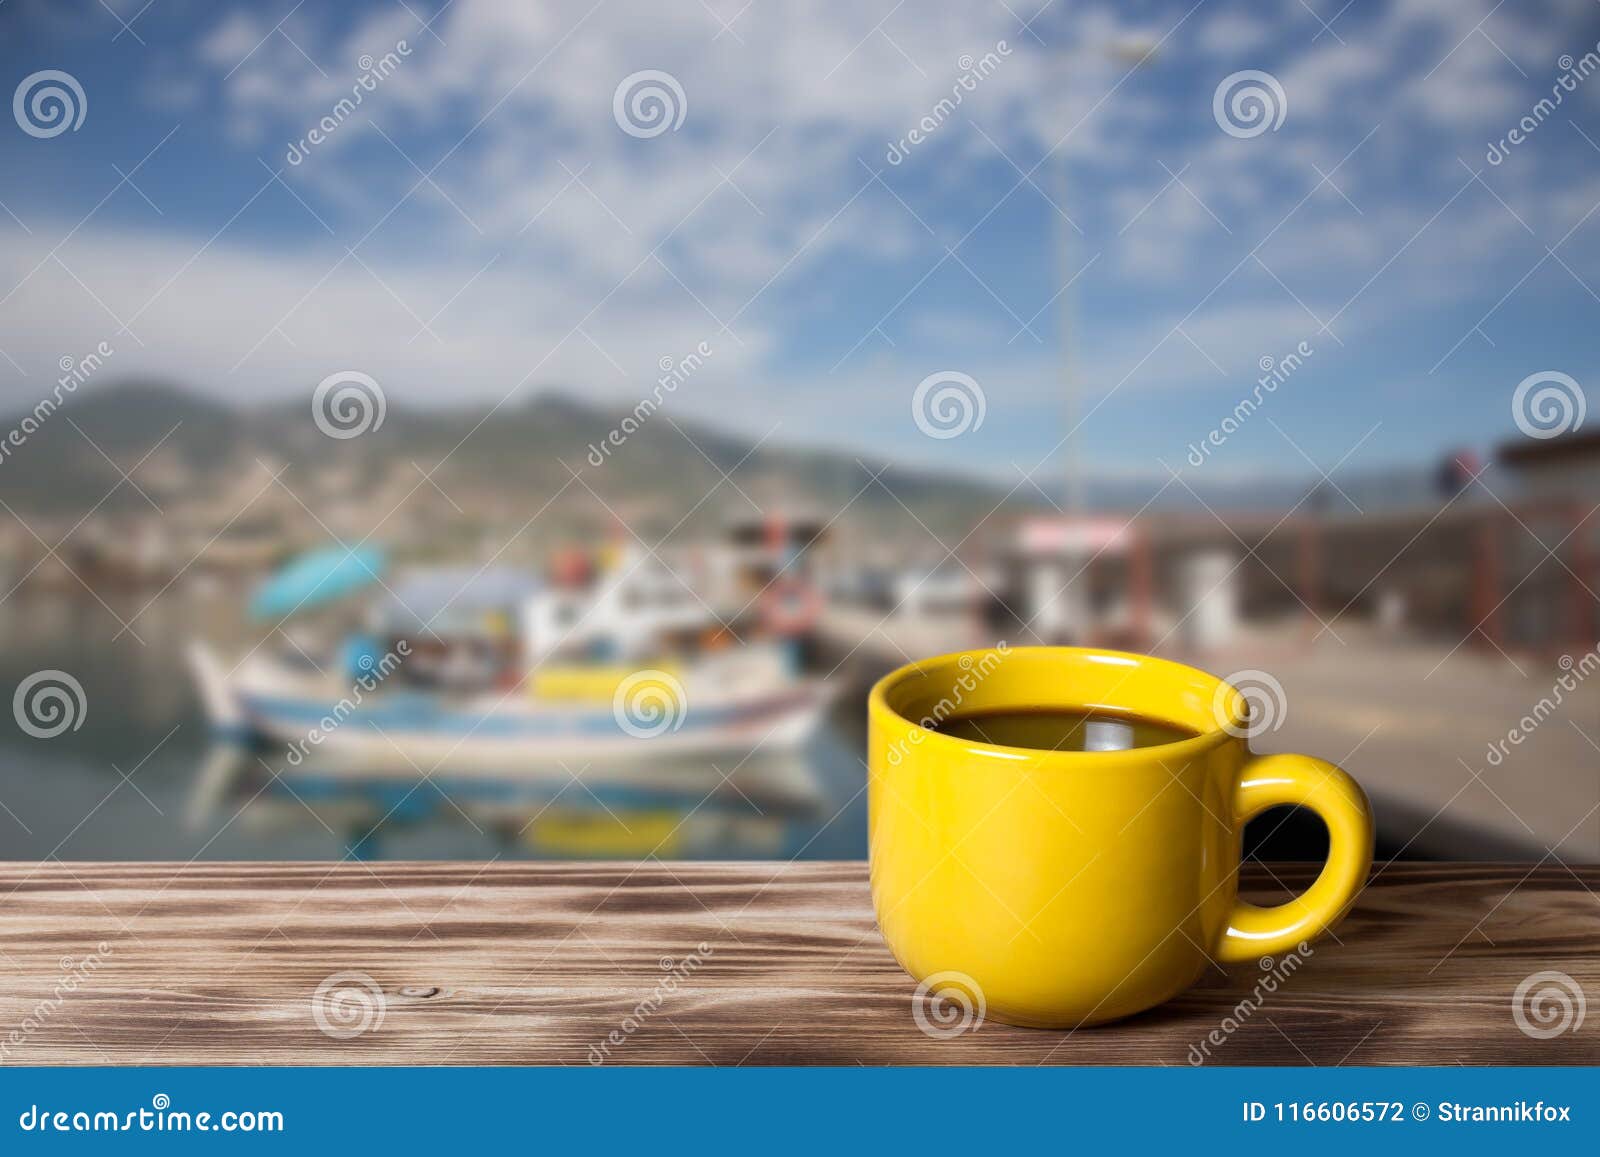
[{"left": 1, "top": 862, "right": 1596, "bottom": 1065}]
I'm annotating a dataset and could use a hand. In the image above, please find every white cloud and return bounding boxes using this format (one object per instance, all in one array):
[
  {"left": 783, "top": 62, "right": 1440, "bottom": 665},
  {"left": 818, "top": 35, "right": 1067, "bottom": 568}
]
[
  {"left": 1193, "top": 8, "right": 1277, "bottom": 59},
  {"left": 0, "top": 223, "right": 772, "bottom": 413}
]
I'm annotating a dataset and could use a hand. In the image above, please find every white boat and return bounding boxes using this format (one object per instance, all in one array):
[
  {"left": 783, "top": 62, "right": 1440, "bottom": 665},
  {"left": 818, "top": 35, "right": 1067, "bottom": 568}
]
[
  {"left": 190, "top": 641, "right": 832, "bottom": 799},
  {"left": 187, "top": 546, "right": 835, "bottom": 813}
]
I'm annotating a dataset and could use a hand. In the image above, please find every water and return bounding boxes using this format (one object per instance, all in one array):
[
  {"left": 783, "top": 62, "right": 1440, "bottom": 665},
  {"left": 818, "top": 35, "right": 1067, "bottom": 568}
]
[{"left": 0, "top": 588, "right": 870, "bottom": 861}]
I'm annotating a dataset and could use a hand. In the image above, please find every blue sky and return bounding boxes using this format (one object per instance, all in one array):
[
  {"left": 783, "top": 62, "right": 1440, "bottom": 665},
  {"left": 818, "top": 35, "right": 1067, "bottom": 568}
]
[{"left": 1, "top": 0, "right": 1598, "bottom": 484}]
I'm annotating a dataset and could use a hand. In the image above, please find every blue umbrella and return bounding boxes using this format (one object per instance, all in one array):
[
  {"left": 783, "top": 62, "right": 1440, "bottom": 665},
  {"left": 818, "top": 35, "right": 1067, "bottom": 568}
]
[{"left": 248, "top": 545, "right": 387, "bottom": 621}]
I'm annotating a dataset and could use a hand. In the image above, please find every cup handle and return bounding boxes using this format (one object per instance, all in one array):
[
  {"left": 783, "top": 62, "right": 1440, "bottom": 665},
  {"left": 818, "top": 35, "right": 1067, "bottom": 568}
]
[{"left": 1214, "top": 753, "right": 1375, "bottom": 965}]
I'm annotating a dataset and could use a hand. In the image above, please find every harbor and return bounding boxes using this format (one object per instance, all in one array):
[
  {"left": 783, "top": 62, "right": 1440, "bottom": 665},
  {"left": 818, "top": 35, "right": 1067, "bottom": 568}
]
[{"left": 3, "top": 421, "right": 1597, "bottom": 864}]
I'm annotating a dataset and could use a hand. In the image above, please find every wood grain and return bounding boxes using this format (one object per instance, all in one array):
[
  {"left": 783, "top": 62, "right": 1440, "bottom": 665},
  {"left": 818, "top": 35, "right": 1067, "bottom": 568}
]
[{"left": 0, "top": 862, "right": 1596, "bottom": 1065}]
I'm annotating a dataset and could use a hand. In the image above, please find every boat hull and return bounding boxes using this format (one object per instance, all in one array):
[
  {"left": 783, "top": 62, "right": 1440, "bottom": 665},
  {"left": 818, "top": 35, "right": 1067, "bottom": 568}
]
[
  {"left": 187, "top": 643, "right": 835, "bottom": 799},
  {"left": 239, "top": 686, "right": 830, "bottom": 777}
]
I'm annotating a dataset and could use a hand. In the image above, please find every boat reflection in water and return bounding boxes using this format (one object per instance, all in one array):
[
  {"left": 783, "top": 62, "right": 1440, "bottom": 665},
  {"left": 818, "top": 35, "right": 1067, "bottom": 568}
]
[{"left": 186, "top": 524, "right": 838, "bottom": 857}]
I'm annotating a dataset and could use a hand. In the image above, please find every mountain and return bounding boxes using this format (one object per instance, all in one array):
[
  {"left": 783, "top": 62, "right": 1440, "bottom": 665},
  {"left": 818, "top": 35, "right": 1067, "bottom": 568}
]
[
  {"left": 0, "top": 381, "right": 1458, "bottom": 552},
  {"left": 0, "top": 381, "right": 1036, "bottom": 549}
]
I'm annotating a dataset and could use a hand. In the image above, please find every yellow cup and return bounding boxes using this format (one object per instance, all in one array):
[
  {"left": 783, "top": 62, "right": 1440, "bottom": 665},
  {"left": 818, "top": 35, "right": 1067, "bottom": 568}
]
[{"left": 868, "top": 646, "right": 1373, "bottom": 1028}]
